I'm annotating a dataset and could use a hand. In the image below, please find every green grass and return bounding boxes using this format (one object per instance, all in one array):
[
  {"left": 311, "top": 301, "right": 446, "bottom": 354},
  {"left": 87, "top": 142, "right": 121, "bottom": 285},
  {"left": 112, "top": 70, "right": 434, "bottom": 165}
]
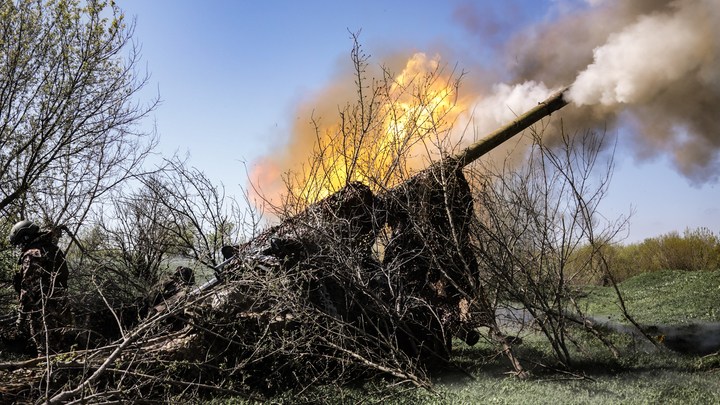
[
  {"left": 210, "top": 364, "right": 720, "bottom": 404},
  {"left": 578, "top": 269, "right": 720, "bottom": 325},
  {"left": 430, "top": 371, "right": 720, "bottom": 405},
  {"left": 205, "top": 329, "right": 720, "bottom": 404},
  {"left": 258, "top": 270, "right": 720, "bottom": 404},
  {"left": 123, "top": 269, "right": 720, "bottom": 404}
]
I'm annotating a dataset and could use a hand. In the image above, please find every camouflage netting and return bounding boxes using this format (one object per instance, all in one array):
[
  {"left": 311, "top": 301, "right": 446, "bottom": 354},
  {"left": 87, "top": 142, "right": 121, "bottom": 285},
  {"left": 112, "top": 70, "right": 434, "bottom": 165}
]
[
  {"left": 0, "top": 163, "right": 494, "bottom": 401},
  {"left": 140, "top": 163, "right": 493, "bottom": 388},
  {"left": 382, "top": 162, "right": 493, "bottom": 350}
]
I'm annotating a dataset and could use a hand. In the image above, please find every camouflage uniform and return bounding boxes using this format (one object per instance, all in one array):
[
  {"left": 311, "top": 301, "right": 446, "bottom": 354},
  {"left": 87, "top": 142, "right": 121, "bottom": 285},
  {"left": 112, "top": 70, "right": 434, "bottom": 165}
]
[
  {"left": 151, "top": 266, "right": 195, "bottom": 307},
  {"left": 17, "top": 231, "right": 71, "bottom": 356}
]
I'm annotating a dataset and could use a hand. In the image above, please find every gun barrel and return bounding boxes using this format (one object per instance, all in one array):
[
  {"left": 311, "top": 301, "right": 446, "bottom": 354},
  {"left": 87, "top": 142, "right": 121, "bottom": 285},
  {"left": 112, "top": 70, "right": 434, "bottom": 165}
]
[{"left": 452, "top": 86, "right": 569, "bottom": 167}]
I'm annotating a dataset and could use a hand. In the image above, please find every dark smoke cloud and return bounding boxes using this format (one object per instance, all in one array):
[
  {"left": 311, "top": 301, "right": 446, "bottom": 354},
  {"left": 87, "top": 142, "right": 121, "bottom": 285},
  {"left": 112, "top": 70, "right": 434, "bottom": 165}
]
[
  {"left": 452, "top": 1, "right": 524, "bottom": 51},
  {"left": 251, "top": 0, "right": 720, "bottom": 205},
  {"left": 498, "top": 0, "right": 720, "bottom": 183}
]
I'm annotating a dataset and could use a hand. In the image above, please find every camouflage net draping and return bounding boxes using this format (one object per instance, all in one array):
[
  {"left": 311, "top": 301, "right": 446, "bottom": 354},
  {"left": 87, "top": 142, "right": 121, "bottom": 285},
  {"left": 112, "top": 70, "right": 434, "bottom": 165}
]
[{"left": 0, "top": 162, "right": 494, "bottom": 402}]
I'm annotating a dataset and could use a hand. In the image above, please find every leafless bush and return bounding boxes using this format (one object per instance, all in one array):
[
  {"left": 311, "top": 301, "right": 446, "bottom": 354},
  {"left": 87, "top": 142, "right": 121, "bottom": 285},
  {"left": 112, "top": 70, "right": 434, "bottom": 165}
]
[
  {"left": 0, "top": 36, "right": 637, "bottom": 403},
  {"left": 469, "top": 127, "right": 633, "bottom": 367},
  {"left": 83, "top": 161, "right": 239, "bottom": 286}
]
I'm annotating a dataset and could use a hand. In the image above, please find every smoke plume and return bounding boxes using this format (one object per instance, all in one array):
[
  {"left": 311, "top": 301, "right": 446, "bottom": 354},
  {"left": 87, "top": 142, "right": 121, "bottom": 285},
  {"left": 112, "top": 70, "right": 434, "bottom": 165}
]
[
  {"left": 506, "top": 0, "right": 720, "bottom": 182},
  {"left": 250, "top": 0, "right": 720, "bottom": 205}
]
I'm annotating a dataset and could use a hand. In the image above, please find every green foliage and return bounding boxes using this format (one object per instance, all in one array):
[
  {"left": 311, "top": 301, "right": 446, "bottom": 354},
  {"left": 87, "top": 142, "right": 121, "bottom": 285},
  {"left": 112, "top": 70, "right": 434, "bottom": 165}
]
[
  {"left": 622, "top": 228, "right": 720, "bottom": 274},
  {"left": 0, "top": 244, "right": 18, "bottom": 313},
  {"left": 571, "top": 227, "right": 720, "bottom": 286},
  {"left": 695, "top": 353, "right": 720, "bottom": 372},
  {"left": 0, "top": 0, "right": 157, "bottom": 225},
  {"left": 605, "top": 242, "right": 646, "bottom": 283}
]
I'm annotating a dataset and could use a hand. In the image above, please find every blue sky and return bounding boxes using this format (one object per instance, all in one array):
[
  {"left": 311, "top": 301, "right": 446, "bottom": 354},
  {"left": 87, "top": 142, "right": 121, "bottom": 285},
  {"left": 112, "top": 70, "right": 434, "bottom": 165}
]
[{"left": 116, "top": 0, "right": 720, "bottom": 244}]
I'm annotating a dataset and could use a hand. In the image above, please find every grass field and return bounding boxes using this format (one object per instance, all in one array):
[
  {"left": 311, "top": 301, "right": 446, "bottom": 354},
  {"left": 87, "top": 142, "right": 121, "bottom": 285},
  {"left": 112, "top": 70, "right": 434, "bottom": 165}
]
[
  {"left": 579, "top": 270, "right": 720, "bottom": 325},
  {"left": 214, "top": 269, "right": 720, "bottom": 404},
  {"left": 427, "top": 270, "right": 720, "bottom": 405}
]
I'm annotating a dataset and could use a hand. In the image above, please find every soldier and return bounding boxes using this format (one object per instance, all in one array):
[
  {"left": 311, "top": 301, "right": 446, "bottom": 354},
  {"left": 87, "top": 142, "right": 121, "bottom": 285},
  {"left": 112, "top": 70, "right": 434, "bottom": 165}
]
[
  {"left": 9, "top": 220, "right": 71, "bottom": 356},
  {"left": 151, "top": 266, "right": 195, "bottom": 308}
]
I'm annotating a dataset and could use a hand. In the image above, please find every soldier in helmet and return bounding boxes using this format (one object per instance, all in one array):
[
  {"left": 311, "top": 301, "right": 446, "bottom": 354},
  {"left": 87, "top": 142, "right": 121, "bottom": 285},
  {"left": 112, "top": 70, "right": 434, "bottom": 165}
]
[
  {"left": 9, "top": 220, "right": 71, "bottom": 356},
  {"left": 150, "top": 266, "right": 195, "bottom": 308}
]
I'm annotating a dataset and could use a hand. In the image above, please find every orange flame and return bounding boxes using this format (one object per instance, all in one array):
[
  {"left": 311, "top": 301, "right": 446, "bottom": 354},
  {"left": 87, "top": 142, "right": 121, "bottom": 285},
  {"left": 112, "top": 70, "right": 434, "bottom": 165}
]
[{"left": 249, "top": 53, "right": 469, "bottom": 210}]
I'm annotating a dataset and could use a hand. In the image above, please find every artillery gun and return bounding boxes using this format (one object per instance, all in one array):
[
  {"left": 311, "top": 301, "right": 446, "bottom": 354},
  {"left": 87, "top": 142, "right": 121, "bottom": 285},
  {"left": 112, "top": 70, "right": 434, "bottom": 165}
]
[
  {"left": 0, "top": 88, "right": 570, "bottom": 402},
  {"left": 198, "top": 87, "right": 571, "bottom": 361},
  {"left": 218, "top": 85, "right": 569, "bottom": 285},
  {"left": 0, "top": 88, "right": 568, "bottom": 356}
]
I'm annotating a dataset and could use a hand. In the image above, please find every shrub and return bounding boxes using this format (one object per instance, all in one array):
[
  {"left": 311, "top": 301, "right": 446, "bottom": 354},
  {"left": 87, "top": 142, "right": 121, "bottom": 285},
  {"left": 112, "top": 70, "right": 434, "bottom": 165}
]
[
  {"left": 591, "top": 227, "right": 720, "bottom": 286},
  {"left": 635, "top": 227, "right": 720, "bottom": 273}
]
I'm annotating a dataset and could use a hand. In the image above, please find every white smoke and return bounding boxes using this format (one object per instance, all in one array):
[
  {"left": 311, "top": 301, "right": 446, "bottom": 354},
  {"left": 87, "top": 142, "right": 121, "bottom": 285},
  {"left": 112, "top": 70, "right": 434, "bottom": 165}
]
[
  {"left": 495, "top": 0, "right": 720, "bottom": 181},
  {"left": 567, "top": 0, "right": 715, "bottom": 106},
  {"left": 462, "top": 81, "right": 558, "bottom": 140},
  {"left": 252, "top": 0, "right": 720, "bottom": 204}
]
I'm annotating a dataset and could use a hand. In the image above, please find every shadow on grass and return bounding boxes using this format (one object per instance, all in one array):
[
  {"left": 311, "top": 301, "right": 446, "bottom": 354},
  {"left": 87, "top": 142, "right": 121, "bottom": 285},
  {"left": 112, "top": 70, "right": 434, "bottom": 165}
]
[{"left": 427, "top": 324, "right": 720, "bottom": 405}]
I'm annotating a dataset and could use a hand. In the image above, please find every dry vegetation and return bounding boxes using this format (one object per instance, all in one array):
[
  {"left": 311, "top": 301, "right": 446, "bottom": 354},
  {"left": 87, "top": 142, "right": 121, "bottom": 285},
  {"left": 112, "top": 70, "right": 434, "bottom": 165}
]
[{"left": 0, "top": 21, "right": 716, "bottom": 404}]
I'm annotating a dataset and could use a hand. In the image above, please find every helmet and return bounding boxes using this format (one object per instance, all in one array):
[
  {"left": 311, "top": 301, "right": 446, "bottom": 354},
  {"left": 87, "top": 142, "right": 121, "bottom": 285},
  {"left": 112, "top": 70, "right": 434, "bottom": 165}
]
[{"left": 9, "top": 220, "right": 40, "bottom": 245}]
